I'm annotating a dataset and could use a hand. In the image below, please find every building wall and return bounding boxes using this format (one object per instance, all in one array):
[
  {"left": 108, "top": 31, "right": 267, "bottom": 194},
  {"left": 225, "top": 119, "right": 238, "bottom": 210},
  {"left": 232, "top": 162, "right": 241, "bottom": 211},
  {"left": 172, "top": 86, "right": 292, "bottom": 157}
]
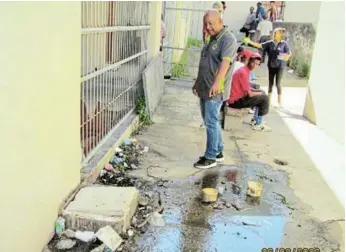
[
  {"left": 284, "top": 1, "right": 321, "bottom": 25},
  {"left": 304, "top": 1, "right": 345, "bottom": 145},
  {"left": 0, "top": 2, "right": 81, "bottom": 252}
]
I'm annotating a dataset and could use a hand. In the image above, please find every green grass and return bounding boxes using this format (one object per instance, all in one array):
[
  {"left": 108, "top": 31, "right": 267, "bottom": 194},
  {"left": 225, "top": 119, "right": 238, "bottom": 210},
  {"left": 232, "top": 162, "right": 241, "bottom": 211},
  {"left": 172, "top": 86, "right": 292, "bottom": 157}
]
[{"left": 171, "top": 37, "right": 203, "bottom": 78}]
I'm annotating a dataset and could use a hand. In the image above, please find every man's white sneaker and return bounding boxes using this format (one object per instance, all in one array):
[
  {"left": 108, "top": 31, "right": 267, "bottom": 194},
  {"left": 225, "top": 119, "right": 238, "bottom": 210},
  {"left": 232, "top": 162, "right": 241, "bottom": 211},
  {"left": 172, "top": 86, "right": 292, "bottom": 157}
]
[
  {"left": 248, "top": 109, "right": 255, "bottom": 114},
  {"left": 252, "top": 123, "right": 272, "bottom": 132}
]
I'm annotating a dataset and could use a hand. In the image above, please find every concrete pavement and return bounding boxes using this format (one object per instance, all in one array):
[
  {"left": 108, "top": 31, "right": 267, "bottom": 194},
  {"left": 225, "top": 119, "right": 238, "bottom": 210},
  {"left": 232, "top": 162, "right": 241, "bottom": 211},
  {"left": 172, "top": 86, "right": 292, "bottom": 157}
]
[{"left": 128, "top": 80, "right": 344, "bottom": 251}]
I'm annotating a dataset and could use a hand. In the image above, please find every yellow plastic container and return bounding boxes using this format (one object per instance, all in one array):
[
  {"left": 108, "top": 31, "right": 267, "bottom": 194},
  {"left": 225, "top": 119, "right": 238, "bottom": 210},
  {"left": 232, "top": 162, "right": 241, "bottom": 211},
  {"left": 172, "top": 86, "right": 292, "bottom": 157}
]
[
  {"left": 202, "top": 188, "right": 218, "bottom": 202},
  {"left": 247, "top": 181, "right": 263, "bottom": 198}
]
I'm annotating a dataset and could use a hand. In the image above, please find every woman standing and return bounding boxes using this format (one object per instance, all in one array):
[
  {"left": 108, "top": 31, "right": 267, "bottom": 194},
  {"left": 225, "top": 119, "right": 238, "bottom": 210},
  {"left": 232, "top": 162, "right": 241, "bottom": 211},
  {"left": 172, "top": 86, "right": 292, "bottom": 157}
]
[{"left": 242, "top": 28, "right": 291, "bottom": 107}]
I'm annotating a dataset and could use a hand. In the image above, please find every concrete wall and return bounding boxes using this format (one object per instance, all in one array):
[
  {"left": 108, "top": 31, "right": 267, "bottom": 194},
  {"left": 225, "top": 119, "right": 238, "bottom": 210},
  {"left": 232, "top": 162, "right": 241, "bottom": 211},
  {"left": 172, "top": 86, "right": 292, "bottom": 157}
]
[
  {"left": 304, "top": 1, "right": 345, "bottom": 145},
  {"left": 0, "top": 2, "right": 81, "bottom": 251},
  {"left": 284, "top": 1, "right": 321, "bottom": 25}
]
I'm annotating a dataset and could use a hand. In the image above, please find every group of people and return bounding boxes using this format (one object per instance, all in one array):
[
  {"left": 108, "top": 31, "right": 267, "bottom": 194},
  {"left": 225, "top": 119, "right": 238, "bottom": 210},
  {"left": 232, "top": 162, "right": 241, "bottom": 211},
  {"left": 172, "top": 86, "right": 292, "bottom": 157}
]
[
  {"left": 240, "top": 1, "right": 279, "bottom": 40},
  {"left": 192, "top": 3, "right": 291, "bottom": 169}
]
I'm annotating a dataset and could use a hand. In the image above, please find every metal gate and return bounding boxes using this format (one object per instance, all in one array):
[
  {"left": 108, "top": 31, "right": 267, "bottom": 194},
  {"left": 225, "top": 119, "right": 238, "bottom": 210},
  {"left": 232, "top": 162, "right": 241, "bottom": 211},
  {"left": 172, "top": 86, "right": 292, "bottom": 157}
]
[
  {"left": 80, "top": 1, "right": 150, "bottom": 162},
  {"left": 162, "top": 1, "right": 210, "bottom": 80}
]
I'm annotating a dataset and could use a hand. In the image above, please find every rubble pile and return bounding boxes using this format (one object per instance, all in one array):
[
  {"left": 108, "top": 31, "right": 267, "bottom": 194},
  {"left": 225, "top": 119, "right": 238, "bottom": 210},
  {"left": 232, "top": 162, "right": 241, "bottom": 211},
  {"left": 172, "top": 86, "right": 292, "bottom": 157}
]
[{"left": 98, "top": 138, "right": 149, "bottom": 187}]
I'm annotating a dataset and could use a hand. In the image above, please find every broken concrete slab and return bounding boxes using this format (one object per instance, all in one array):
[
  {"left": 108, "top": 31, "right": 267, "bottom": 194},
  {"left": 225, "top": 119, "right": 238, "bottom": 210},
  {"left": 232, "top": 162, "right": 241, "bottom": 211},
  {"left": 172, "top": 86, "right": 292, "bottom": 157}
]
[
  {"left": 62, "top": 186, "right": 138, "bottom": 233},
  {"left": 96, "top": 225, "right": 123, "bottom": 251}
]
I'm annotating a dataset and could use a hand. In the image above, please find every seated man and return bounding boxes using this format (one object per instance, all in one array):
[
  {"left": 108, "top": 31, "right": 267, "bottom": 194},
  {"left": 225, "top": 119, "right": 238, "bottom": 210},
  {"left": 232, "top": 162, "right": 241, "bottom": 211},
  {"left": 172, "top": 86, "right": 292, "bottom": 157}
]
[{"left": 227, "top": 53, "right": 271, "bottom": 131}]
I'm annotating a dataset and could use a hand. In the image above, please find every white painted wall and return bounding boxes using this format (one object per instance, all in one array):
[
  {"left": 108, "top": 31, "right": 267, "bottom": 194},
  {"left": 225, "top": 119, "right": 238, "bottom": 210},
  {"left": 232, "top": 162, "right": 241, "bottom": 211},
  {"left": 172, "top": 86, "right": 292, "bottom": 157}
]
[
  {"left": 308, "top": 1, "right": 345, "bottom": 145},
  {"left": 284, "top": 1, "right": 321, "bottom": 25}
]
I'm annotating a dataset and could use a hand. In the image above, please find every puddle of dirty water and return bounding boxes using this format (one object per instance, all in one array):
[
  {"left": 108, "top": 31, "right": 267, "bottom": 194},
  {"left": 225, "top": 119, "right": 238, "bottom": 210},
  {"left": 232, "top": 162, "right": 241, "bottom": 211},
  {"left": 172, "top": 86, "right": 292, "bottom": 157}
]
[{"left": 128, "top": 163, "right": 294, "bottom": 252}]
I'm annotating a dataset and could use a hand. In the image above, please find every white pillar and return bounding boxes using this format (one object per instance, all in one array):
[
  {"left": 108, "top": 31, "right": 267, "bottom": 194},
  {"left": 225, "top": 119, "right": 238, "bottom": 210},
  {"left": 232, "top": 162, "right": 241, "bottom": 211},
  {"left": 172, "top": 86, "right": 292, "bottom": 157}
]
[{"left": 148, "top": 1, "right": 162, "bottom": 62}]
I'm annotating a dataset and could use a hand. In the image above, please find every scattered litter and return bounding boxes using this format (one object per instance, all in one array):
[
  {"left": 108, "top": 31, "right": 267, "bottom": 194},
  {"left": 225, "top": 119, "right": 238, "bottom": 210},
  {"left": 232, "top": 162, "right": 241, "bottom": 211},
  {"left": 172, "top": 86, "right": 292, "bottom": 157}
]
[
  {"left": 75, "top": 230, "right": 95, "bottom": 242},
  {"left": 131, "top": 164, "right": 138, "bottom": 169},
  {"left": 288, "top": 69, "right": 294, "bottom": 74},
  {"left": 110, "top": 157, "right": 123, "bottom": 165},
  {"left": 115, "top": 147, "right": 123, "bottom": 153},
  {"left": 138, "top": 199, "right": 149, "bottom": 206},
  {"left": 217, "top": 187, "right": 224, "bottom": 195},
  {"left": 90, "top": 244, "right": 107, "bottom": 252},
  {"left": 96, "top": 225, "right": 123, "bottom": 251},
  {"left": 225, "top": 202, "right": 232, "bottom": 208},
  {"left": 100, "top": 172, "right": 136, "bottom": 187},
  {"left": 127, "top": 229, "right": 134, "bottom": 237},
  {"left": 105, "top": 163, "right": 114, "bottom": 171},
  {"left": 141, "top": 146, "right": 149, "bottom": 154},
  {"left": 63, "top": 229, "right": 75, "bottom": 238},
  {"left": 148, "top": 212, "right": 165, "bottom": 227},
  {"left": 55, "top": 239, "right": 76, "bottom": 250},
  {"left": 231, "top": 201, "right": 245, "bottom": 211},
  {"left": 202, "top": 188, "right": 218, "bottom": 202},
  {"left": 212, "top": 202, "right": 225, "bottom": 210},
  {"left": 55, "top": 217, "right": 65, "bottom": 235},
  {"left": 247, "top": 181, "right": 263, "bottom": 198},
  {"left": 242, "top": 221, "right": 262, "bottom": 227},
  {"left": 100, "top": 169, "right": 107, "bottom": 177},
  {"left": 124, "top": 138, "right": 137, "bottom": 146}
]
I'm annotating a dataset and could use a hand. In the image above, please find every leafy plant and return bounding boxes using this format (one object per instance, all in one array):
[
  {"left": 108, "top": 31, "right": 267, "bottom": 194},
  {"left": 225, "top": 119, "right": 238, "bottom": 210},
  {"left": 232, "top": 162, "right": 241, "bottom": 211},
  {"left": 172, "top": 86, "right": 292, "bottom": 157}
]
[
  {"left": 297, "top": 61, "right": 310, "bottom": 78},
  {"left": 171, "top": 36, "right": 202, "bottom": 78},
  {"left": 134, "top": 96, "right": 152, "bottom": 134}
]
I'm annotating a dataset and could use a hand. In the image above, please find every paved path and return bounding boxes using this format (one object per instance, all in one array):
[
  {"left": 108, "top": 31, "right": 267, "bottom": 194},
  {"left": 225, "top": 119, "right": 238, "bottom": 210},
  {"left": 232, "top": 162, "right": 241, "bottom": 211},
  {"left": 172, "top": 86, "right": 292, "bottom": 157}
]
[{"left": 128, "top": 80, "right": 344, "bottom": 252}]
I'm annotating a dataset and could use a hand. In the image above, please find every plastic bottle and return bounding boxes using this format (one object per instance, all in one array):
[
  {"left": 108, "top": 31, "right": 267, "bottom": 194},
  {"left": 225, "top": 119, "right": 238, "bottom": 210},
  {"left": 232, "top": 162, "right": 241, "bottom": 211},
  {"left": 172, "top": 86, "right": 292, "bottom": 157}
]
[{"left": 55, "top": 217, "right": 65, "bottom": 235}]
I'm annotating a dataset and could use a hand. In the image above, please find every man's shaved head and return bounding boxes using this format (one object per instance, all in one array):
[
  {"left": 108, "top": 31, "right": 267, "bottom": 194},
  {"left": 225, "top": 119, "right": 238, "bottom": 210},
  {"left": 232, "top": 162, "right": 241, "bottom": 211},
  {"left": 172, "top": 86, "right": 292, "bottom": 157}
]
[{"left": 204, "top": 9, "right": 224, "bottom": 36}]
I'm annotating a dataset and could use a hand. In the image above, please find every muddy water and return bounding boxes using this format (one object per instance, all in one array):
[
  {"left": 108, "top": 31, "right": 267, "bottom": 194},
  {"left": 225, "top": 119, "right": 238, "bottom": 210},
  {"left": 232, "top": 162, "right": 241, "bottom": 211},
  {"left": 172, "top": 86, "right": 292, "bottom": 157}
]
[{"left": 131, "top": 162, "right": 293, "bottom": 252}]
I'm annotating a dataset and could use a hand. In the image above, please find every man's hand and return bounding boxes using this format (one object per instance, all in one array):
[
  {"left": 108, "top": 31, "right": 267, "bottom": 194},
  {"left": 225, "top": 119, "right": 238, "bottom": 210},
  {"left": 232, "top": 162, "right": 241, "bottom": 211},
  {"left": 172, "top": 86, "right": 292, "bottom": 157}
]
[
  {"left": 209, "top": 83, "right": 220, "bottom": 97},
  {"left": 192, "top": 82, "right": 198, "bottom": 97}
]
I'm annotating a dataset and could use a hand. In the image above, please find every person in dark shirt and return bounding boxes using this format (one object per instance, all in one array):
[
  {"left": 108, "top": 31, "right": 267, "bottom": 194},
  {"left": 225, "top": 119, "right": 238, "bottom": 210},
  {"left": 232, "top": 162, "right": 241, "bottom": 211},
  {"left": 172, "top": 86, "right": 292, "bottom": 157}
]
[{"left": 242, "top": 28, "right": 291, "bottom": 107}]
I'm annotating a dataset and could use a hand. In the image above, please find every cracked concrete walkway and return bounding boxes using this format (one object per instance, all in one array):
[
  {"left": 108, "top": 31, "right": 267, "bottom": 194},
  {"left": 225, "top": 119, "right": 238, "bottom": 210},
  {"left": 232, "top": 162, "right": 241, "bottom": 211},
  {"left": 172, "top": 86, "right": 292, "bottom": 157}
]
[{"left": 129, "top": 80, "right": 344, "bottom": 251}]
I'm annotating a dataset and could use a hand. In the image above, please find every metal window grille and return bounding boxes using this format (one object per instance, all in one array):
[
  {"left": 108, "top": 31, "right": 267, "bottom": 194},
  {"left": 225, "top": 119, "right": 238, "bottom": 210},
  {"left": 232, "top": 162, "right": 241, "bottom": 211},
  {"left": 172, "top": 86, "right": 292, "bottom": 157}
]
[
  {"left": 81, "top": 1, "right": 150, "bottom": 162},
  {"left": 162, "top": 1, "right": 210, "bottom": 79}
]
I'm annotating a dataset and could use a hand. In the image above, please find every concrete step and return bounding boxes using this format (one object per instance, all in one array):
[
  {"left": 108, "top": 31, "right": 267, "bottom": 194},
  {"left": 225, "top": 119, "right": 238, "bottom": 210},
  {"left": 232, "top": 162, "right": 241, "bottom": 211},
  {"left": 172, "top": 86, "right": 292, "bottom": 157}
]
[{"left": 62, "top": 186, "right": 138, "bottom": 234}]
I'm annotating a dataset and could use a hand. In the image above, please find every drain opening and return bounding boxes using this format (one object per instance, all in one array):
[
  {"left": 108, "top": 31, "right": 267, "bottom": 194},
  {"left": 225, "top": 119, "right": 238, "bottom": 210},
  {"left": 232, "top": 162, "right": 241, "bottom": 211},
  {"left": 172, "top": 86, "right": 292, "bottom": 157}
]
[{"left": 274, "top": 158, "right": 289, "bottom": 166}]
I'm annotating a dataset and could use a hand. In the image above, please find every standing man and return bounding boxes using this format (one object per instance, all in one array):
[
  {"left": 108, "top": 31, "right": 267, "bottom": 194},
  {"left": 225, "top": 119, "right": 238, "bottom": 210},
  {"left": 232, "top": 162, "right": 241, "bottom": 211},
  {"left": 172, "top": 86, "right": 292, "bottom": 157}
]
[
  {"left": 240, "top": 6, "right": 256, "bottom": 38},
  {"left": 192, "top": 10, "right": 235, "bottom": 169},
  {"left": 256, "top": 14, "right": 273, "bottom": 62}
]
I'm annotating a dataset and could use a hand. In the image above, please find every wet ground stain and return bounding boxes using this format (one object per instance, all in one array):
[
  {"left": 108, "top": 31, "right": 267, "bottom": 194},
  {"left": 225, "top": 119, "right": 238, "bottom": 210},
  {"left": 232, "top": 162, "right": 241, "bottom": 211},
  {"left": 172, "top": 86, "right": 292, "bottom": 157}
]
[
  {"left": 127, "top": 163, "right": 294, "bottom": 252},
  {"left": 49, "top": 163, "right": 343, "bottom": 252}
]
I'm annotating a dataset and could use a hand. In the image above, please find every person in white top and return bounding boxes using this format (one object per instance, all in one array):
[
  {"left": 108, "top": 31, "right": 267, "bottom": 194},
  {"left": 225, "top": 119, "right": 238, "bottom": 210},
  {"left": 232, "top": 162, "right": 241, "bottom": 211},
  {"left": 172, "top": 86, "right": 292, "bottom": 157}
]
[{"left": 256, "top": 14, "right": 273, "bottom": 62}]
